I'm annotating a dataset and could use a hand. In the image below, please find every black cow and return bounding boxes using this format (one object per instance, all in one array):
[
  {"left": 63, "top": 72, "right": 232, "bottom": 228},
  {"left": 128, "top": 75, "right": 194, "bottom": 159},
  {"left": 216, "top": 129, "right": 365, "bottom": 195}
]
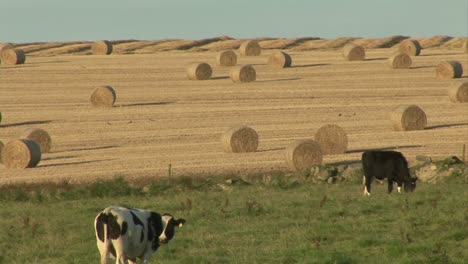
[
  {"left": 362, "top": 151, "right": 417, "bottom": 196},
  {"left": 94, "top": 206, "right": 186, "bottom": 264}
]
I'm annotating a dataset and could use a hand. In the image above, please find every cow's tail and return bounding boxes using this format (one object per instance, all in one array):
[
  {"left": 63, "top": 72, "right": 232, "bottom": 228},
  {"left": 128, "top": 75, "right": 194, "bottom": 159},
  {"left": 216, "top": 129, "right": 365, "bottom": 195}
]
[{"left": 101, "top": 208, "right": 112, "bottom": 264}]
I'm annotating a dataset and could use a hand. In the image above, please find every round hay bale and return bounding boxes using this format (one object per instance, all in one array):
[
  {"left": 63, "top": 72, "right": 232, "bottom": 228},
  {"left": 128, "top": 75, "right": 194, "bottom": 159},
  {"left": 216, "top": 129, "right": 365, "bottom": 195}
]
[
  {"left": 314, "top": 124, "right": 348, "bottom": 155},
  {"left": 0, "top": 140, "right": 4, "bottom": 164},
  {"left": 1, "top": 49, "right": 26, "bottom": 65},
  {"left": 90, "top": 86, "right": 116, "bottom": 108},
  {"left": 391, "top": 105, "right": 427, "bottom": 131},
  {"left": 222, "top": 126, "right": 259, "bottom": 153},
  {"left": 216, "top": 50, "right": 237, "bottom": 67},
  {"left": 186, "top": 62, "right": 212, "bottom": 80},
  {"left": 0, "top": 43, "right": 14, "bottom": 56},
  {"left": 91, "top": 40, "right": 113, "bottom": 55},
  {"left": 399, "top": 39, "right": 422, "bottom": 56},
  {"left": 436, "top": 61, "right": 463, "bottom": 80},
  {"left": 448, "top": 81, "right": 468, "bottom": 103},
  {"left": 229, "top": 65, "right": 256, "bottom": 83},
  {"left": 388, "top": 52, "right": 412, "bottom": 69},
  {"left": 342, "top": 43, "right": 365, "bottom": 61},
  {"left": 285, "top": 140, "right": 323, "bottom": 171},
  {"left": 268, "top": 51, "right": 292, "bottom": 68},
  {"left": 21, "top": 128, "right": 52, "bottom": 153},
  {"left": 239, "top": 40, "right": 261, "bottom": 56},
  {"left": 2, "top": 139, "right": 41, "bottom": 169}
]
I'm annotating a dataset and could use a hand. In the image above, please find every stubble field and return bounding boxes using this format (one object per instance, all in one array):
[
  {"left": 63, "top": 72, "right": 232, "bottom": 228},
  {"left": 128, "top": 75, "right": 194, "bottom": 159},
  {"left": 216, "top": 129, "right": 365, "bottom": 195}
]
[{"left": 0, "top": 44, "right": 467, "bottom": 184}]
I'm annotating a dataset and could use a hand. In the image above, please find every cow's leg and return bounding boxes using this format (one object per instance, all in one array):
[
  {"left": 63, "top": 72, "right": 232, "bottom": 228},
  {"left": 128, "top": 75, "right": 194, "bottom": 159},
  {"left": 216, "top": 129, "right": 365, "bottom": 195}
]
[
  {"left": 142, "top": 251, "right": 155, "bottom": 264},
  {"left": 363, "top": 175, "right": 372, "bottom": 196},
  {"left": 387, "top": 179, "right": 394, "bottom": 193},
  {"left": 115, "top": 254, "right": 127, "bottom": 264},
  {"left": 96, "top": 240, "right": 109, "bottom": 264},
  {"left": 397, "top": 183, "right": 403, "bottom": 193}
]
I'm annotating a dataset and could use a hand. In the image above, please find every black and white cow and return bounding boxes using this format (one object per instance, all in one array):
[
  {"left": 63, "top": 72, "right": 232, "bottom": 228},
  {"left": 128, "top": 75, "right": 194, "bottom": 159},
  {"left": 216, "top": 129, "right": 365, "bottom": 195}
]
[
  {"left": 94, "top": 206, "right": 186, "bottom": 264},
  {"left": 362, "top": 150, "right": 417, "bottom": 196}
]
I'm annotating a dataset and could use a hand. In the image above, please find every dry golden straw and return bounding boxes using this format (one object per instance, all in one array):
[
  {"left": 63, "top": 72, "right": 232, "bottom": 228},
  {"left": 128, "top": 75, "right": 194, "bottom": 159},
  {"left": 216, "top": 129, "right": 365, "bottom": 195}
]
[
  {"left": 187, "top": 62, "right": 213, "bottom": 80},
  {"left": 314, "top": 124, "right": 348, "bottom": 155},
  {"left": 0, "top": 140, "right": 4, "bottom": 164},
  {"left": 399, "top": 39, "right": 422, "bottom": 56},
  {"left": 448, "top": 81, "right": 468, "bottom": 103},
  {"left": 216, "top": 50, "right": 237, "bottom": 67},
  {"left": 388, "top": 52, "right": 412, "bottom": 69},
  {"left": 90, "top": 86, "right": 116, "bottom": 108},
  {"left": 230, "top": 65, "right": 256, "bottom": 83},
  {"left": 436, "top": 61, "right": 463, "bottom": 80},
  {"left": 222, "top": 126, "right": 259, "bottom": 153},
  {"left": 391, "top": 105, "right": 427, "bottom": 131},
  {"left": 463, "top": 39, "right": 468, "bottom": 54},
  {"left": 2, "top": 139, "right": 41, "bottom": 169},
  {"left": 1, "top": 49, "right": 26, "bottom": 65},
  {"left": 268, "top": 51, "right": 292, "bottom": 68},
  {"left": 21, "top": 128, "right": 52, "bottom": 153},
  {"left": 0, "top": 43, "right": 14, "bottom": 57},
  {"left": 239, "top": 40, "right": 261, "bottom": 56},
  {"left": 91, "top": 40, "right": 113, "bottom": 55},
  {"left": 285, "top": 140, "right": 323, "bottom": 171},
  {"left": 342, "top": 43, "right": 365, "bottom": 61}
]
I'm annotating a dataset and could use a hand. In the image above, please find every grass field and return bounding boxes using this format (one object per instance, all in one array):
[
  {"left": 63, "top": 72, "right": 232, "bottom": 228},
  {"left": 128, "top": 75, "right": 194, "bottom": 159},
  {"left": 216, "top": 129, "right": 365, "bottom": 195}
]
[{"left": 0, "top": 175, "right": 466, "bottom": 264}]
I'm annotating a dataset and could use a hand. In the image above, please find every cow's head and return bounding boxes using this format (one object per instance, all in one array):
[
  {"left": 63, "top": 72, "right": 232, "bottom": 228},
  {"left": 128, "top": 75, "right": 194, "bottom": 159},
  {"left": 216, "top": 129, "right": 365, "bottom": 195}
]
[
  {"left": 404, "top": 177, "right": 417, "bottom": 192},
  {"left": 159, "top": 213, "right": 186, "bottom": 244}
]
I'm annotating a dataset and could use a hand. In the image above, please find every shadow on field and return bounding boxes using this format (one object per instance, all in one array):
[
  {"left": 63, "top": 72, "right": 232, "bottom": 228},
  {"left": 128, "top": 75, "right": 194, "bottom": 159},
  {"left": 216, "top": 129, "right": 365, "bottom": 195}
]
[
  {"left": 347, "top": 145, "right": 423, "bottom": 154},
  {"left": 327, "top": 160, "right": 361, "bottom": 166},
  {"left": 411, "top": 66, "right": 434, "bottom": 69},
  {"left": 426, "top": 122, "right": 468, "bottom": 130},
  {"left": 42, "top": 155, "right": 78, "bottom": 161},
  {"left": 257, "top": 147, "right": 285, "bottom": 152},
  {"left": 118, "top": 101, "right": 175, "bottom": 107},
  {"left": 40, "top": 158, "right": 117, "bottom": 168},
  {"left": 27, "top": 60, "right": 69, "bottom": 65},
  {"left": 1, "top": 120, "right": 52, "bottom": 128},
  {"left": 292, "top": 63, "right": 330, "bottom": 68},
  {"left": 365, "top": 57, "right": 387, "bottom": 61},
  {"left": 420, "top": 52, "right": 461, "bottom": 57},
  {"left": 52, "top": 145, "right": 120, "bottom": 153},
  {"left": 257, "top": 78, "right": 302, "bottom": 83},
  {"left": 211, "top": 76, "right": 230, "bottom": 80}
]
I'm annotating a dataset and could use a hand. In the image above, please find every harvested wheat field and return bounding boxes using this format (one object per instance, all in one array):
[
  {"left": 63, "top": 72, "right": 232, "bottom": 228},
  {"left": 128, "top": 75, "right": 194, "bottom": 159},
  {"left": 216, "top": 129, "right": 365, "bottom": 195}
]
[{"left": 0, "top": 37, "right": 467, "bottom": 185}]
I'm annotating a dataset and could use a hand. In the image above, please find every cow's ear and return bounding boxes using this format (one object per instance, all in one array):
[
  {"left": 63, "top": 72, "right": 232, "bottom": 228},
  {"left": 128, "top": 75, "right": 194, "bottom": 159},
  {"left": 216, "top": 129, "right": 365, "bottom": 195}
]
[{"left": 175, "top": 218, "right": 186, "bottom": 228}]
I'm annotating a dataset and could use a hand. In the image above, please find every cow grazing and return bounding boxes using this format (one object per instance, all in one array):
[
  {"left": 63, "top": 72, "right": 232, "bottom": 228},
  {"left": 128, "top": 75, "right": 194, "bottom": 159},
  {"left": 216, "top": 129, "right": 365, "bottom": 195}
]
[
  {"left": 94, "top": 206, "right": 186, "bottom": 264},
  {"left": 362, "top": 150, "right": 417, "bottom": 196}
]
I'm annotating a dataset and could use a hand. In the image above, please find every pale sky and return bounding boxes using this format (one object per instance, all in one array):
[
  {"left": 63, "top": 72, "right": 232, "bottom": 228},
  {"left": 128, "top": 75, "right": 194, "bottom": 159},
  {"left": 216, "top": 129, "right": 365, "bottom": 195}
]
[{"left": 1, "top": 0, "right": 467, "bottom": 43}]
